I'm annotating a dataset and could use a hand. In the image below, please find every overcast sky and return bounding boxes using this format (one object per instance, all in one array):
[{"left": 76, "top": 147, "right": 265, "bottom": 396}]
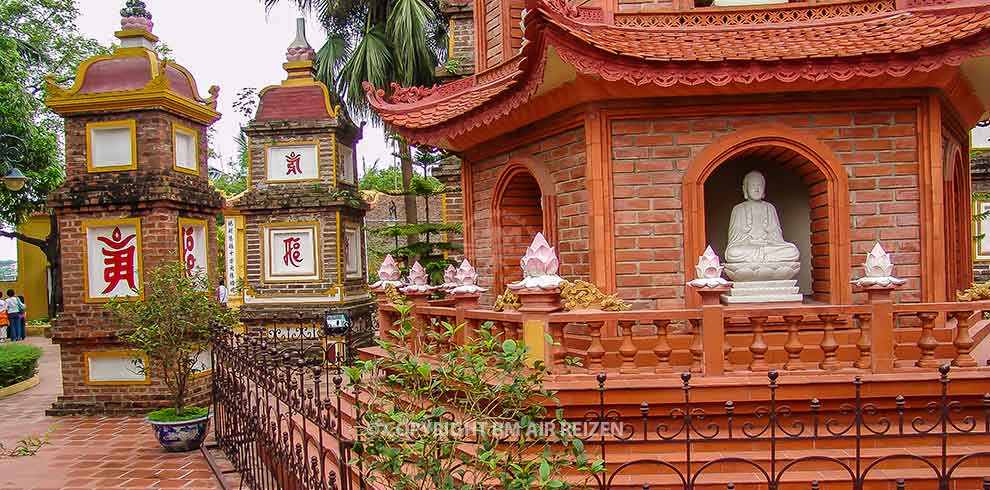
[{"left": 0, "top": 0, "right": 397, "bottom": 263}]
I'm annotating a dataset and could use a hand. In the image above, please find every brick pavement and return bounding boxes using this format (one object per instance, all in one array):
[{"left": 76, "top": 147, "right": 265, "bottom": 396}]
[{"left": 0, "top": 338, "right": 222, "bottom": 490}]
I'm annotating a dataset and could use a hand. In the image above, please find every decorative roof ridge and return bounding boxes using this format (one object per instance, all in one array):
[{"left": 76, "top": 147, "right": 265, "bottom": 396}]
[{"left": 544, "top": 0, "right": 988, "bottom": 33}]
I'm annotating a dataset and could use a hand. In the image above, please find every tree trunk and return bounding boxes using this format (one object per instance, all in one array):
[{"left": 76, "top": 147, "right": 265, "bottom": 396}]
[
  {"left": 0, "top": 213, "right": 60, "bottom": 320},
  {"left": 400, "top": 142, "right": 419, "bottom": 246}
]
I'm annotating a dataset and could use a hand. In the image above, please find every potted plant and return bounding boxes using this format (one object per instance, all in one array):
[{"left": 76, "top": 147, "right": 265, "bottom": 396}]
[{"left": 108, "top": 261, "right": 237, "bottom": 452}]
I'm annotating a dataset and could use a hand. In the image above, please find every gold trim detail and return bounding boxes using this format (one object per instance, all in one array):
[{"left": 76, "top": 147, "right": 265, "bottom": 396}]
[
  {"left": 172, "top": 123, "right": 200, "bottom": 175},
  {"left": 86, "top": 120, "right": 138, "bottom": 173},
  {"left": 81, "top": 218, "right": 145, "bottom": 304},
  {"left": 263, "top": 140, "right": 321, "bottom": 183},
  {"left": 83, "top": 350, "right": 151, "bottom": 386},
  {"left": 177, "top": 217, "right": 210, "bottom": 275},
  {"left": 261, "top": 222, "right": 322, "bottom": 283}
]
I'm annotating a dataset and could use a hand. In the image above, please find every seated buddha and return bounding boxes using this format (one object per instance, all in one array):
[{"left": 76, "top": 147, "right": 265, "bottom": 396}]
[{"left": 723, "top": 170, "right": 800, "bottom": 282}]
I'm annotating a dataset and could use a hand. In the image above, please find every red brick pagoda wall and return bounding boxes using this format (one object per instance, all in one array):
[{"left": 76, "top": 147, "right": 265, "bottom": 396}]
[
  {"left": 470, "top": 128, "right": 590, "bottom": 302},
  {"left": 610, "top": 110, "right": 921, "bottom": 306},
  {"left": 466, "top": 108, "right": 927, "bottom": 308}
]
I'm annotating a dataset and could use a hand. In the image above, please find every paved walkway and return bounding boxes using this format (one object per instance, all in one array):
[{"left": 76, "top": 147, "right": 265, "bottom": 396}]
[{"left": 0, "top": 338, "right": 223, "bottom": 490}]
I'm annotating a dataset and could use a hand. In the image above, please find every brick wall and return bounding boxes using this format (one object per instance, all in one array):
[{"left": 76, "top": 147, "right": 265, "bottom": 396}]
[
  {"left": 471, "top": 128, "right": 589, "bottom": 303},
  {"left": 611, "top": 110, "right": 921, "bottom": 305},
  {"left": 444, "top": 2, "right": 476, "bottom": 74}
]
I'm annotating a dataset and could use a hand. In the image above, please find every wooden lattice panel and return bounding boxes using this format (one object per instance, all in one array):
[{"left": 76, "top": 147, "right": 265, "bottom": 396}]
[{"left": 614, "top": 0, "right": 896, "bottom": 28}]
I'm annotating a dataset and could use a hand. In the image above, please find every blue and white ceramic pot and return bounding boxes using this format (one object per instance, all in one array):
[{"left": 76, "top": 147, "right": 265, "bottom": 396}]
[{"left": 148, "top": 413, "right": 211, "bottom": 452}]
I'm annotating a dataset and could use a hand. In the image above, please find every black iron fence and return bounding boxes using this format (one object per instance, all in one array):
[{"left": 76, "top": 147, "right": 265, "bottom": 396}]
[{"left": 210, "top": 322, "right": 990, "bottom": 490}]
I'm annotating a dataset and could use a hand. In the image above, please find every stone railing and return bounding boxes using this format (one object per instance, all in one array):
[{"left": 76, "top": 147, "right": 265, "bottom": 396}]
[{"left": 369, "top": 235, "right": 990, "bottom": 379}]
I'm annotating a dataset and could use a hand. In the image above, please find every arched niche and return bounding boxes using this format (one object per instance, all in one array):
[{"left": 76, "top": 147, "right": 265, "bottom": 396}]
[
  {"left": 683, "top": 124, "right": 852, "bottom": 306},
  {"left": 491, "top": 157, "right": 557, "bottom": 294},
  {"left": 943, "top": 146, "right": 973, "bottom": 297}
]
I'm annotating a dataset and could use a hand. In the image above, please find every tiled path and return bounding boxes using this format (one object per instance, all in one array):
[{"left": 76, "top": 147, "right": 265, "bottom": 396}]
[{"left": 0, "top": 338, "right": 223, "bottom": 490}]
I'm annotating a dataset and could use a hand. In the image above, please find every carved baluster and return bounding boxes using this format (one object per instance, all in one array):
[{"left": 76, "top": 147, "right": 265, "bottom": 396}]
[
  {"left": 818, "top": 313, "right": 840, "bottom": 371},
  {"left": 619, "top": 320, "right": 638, "bottom": 374},
  {"left": 652, "top": 319, "right": 672, "bottom": 373},
  {"left": 492, "top": 321, "right": 505, "bottom": 340},
  {"left": 724, "top": 330, "right": 733, "bottom": 372},
  {"left": 854, "top": 313, "right": 873, "bottom": 370},
  {"left": 549, "top": 321, "right": 567, "bottom": 374},
  {"left": 748, "top": 316, "right": 769, "bottom": 372},
  {"left": 515, "top": 322, "right": 525, "bottom": 343},
  {"left": 915, "top": 312, "right": 939, "bottom": 368},
  {"left": 951, "top": 311, "right": 977, "bottom": 368},
  {"left": 689, "top": 318, "right": 703, "bottom": 373},
  {"left": 587, "top": 321, "right": 605, "bottom": 371},
  {"left": 783, "top": 315, "right": 804, "bottom": 371}
]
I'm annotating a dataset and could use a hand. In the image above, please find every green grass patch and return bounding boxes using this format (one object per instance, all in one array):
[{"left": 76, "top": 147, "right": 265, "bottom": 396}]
[
  {"left": 0, "top": 343, "right": 42, "bottom": 388},
  {"left": 147, "top": 406, "right": 210, "bottom": 422}
]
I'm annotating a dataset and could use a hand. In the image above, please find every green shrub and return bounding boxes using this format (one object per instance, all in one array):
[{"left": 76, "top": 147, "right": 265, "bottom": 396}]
[
  {"left": 147, "top": 406, "right": 210, "bottom": 423},
  {"left": 0, "top": 344, "right": 42, "bottom": 388}
]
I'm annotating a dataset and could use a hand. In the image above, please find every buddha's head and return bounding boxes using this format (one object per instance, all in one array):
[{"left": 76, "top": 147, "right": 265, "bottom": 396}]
[{"left": 742, "top": 170, "right": 766, "bottom": 201}]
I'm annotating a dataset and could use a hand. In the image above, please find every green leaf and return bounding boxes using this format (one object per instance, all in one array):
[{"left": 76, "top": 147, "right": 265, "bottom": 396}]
[
  {"left": 539, "top": 460, "right": 551, "bottom": 481},
  {"left": 502, "top": 340, "right": 517, "bottom": 354},
  {"left": 416, "top": 363, "right": 431, "bottom": 379}
]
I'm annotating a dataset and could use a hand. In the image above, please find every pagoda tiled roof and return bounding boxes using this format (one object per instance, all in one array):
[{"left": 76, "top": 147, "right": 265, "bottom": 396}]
[{"left": 365, "top": 0, "right": 990, "bottom": 145}]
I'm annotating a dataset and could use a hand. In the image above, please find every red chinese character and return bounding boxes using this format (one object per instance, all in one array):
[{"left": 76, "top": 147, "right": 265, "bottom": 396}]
[
  {"left": 283, "top": 237, "right": 302, "bottom": 267},
  {"left": 183, "top": 227, "right": 197, "bottom": 275},
  {"left": 285, "top": 152, "right": 302, "bottom": 175},
  {"left": 98, "top": 226, "right": 137, "bottom": 295}
]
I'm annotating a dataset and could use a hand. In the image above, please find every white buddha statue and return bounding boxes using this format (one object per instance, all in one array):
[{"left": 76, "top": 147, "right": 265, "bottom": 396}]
[
  {"left": 721, "top": 170, "right": 802, "bottom": 303},
  {"left": 725, "top": 170, "right": 799, "bottom": 265}
]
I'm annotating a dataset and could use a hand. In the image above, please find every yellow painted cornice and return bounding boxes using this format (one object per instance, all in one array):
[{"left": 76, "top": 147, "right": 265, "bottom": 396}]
[
  {"left": 46, "top": 89, "right": 221, "bottom": 125},
  {"left": 44, "top": 43, "right": 220, "bottom": 124},
  {"left": 114, "top": 29, "right": 159, "bottom": 43}
]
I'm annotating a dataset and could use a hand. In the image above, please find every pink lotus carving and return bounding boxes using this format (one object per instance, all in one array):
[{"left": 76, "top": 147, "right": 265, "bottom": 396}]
[
  {"left": 401, "top": 261, "right": 433, "bottom": 294},
  {"left": 451, "top": 259, "right": 486, "bottom": 295},
  {"left": 508, "top": 233, "right": 564, "bottom": 291},
  {"left": 121, "top": 16, "right": 153, "bottom": 32},
  {"left": 370, "top": 254, "right": 403, "bottom": 290},
  {"left": 852, "top": 242, "right": 905, "bottom": 288},
  {"left": 438, "top": 265, "right": 459, "bottom": 292},
  {"left": 687, "top": 246, "right": 731, "bottom": 288},
  {"left": 286, "top": 46, "right": 316, "bottom": 62}
]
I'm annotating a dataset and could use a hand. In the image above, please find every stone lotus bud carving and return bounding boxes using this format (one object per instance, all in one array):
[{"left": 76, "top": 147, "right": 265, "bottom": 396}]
[
  {"left": 439, "top": 265, "right": 459, "bottom": 292},
  {"left": 508, "top": 232, "right": 564, "bottom": 291},
  {"left": 286, "top": 18, "right": 316, "bottom": 62},
  {"left": 852, "top": 242, "right": 906, "bottom": 288},
  {"left": 450, "top": 259, "right": 487, "bottom": 295},
  {"left": 401, "top": 261, "right": 433, "bottom": 294},
  {"left": 686, "top": 246, "right": 732, "bottom": 288},
  {"left": 120, "top": 0, "right": 153, "bottom": 31},
  {"left": 370, "top": 254, "right": 403, "bottom": 290}
]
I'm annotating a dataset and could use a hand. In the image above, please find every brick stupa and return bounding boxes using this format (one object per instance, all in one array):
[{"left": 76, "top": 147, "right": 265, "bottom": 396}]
[
  {"left": 224, "top": 19, "right": 374, "bottom": 336},
  {"left": 44, "top": 0, "right": 223, "bottom": 414}
]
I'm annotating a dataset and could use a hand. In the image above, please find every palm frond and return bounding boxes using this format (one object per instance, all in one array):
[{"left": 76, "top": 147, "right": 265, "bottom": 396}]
[
  {"left": 338, "top": 24, "right": 393, "bottom": 120},
  {"left": 315, "top": 34, "right": 350, "bottom": 92},
  {"left": 386, "top": 0, "right": 438, "bottom": 86}
]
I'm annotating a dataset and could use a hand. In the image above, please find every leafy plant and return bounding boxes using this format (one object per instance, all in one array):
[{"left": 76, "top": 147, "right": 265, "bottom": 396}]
[
  {"left": 0, "top": 343, "right": 41, "bottom": 388},
  {"left": 344, "top": 303, "right": 602, "bottom": 489},
  {"left": 0, "top": 425, "right": 54, "bottom": 458},
  {"left": 107, "top": 262, "right": 238, "bottom": 418}
]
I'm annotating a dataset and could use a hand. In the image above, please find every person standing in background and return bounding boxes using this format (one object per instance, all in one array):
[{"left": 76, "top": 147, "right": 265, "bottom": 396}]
[
  {"left": 217, "top": 279, "right": 228, "bottom": 306},
  {"left": 17, "top": 296, "right": 26, "bottom": 340},
  {"left": 5, "top": 290, "right": 23, "bottom": 341}
]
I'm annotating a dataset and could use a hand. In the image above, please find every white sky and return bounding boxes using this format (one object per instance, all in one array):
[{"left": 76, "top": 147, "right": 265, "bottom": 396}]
[
  {"left": 75, "top": 0, "right": 394, "bottom": 175},
  {"left": 0, "top": 0, "right": 397, "bottom": 262}
]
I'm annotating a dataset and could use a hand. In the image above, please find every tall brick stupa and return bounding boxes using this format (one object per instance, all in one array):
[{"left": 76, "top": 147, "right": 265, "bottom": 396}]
[
  {"left": 224, "top": 19, "right": 374, "bottom": 336},
  {"left": 44, "top": 1, "right": 224, "bottom": 414}
]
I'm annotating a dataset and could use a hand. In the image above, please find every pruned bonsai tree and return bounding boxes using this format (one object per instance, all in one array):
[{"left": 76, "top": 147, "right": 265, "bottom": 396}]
[{"left": 108, "top": 261, "right": 237, "bottom": 422}]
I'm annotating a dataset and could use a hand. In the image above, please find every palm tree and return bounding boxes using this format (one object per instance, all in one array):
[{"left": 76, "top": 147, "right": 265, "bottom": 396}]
[{"left": 262, "top": 0, "right": 448, "bottom": 239}]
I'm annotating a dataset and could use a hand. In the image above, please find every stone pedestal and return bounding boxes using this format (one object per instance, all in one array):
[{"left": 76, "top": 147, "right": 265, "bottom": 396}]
[{"left": 721, "top": 279, "right": 802, "bottom": 304}]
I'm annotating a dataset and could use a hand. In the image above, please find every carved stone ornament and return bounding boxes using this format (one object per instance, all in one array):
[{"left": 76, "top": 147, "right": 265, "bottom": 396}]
[
  {"left": 401, "top": 261, "right": 434, "bottom": 294},
  {"left": 507, "top": 232, "right": 565, "bottom": 291},
  {"left": 285, "top": 18, "right": 317, "bottom": 62},
  {"left": 450, "top": 259, "right": 487, "bottom": 295},
  {"left": 687, "top": 246, "right": 732, "bottom": 288},
  {"left": 120, "top": 0, "right": 153, "bottom": 31},
  {"left": 493, "top": 290, "right": 522, "bottom": 312},
  {"left": 371, "top": 254, "right": 403, "bottom": 290},
  {"left": 852, "top": 242, "right": 906, "bottom": 288},
  {"left": 439, "top": 264, "right": 459, "bottom": 292},
  {"left": 560, "top": 280, "right": 630, "bottom": 311}
]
